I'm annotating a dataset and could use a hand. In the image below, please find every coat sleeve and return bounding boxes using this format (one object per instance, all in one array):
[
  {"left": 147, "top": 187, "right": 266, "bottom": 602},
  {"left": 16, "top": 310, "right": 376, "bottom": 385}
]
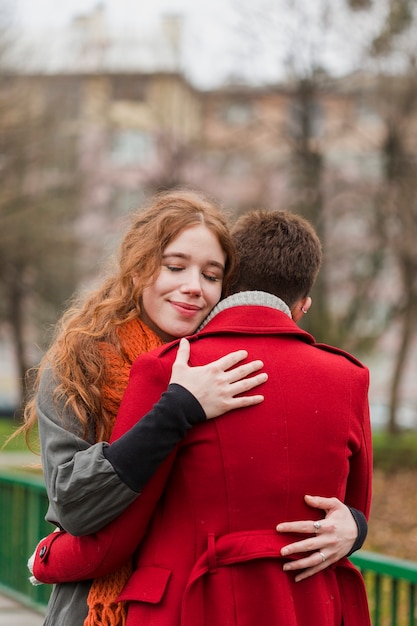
[
  {"left": 344, "top": 367, "right": 373, "bottom": 521},
  {"left": 38, "top": 359, "right": 205, "bottom": 536},
  {"left": 33, "top": 451, "right": 177, "bottom": 583},
  {"left": 33, "top": 353, "right": 186, "bottom": 583},
  {"left": 37, "top": 368, "right": 138, "bottom": 536}
]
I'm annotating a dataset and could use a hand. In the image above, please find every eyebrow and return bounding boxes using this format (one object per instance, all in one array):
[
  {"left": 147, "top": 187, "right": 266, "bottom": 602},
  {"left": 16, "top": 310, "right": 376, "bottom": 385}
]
[{"left": 162, "top": 252, "right": 225, "bottom": 272}]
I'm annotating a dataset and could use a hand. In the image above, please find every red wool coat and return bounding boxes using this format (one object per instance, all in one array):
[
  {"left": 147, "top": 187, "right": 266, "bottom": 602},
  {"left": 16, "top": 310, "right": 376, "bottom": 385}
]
[{"left": 35, "top": 306, "right": 372, "bottom": 626}]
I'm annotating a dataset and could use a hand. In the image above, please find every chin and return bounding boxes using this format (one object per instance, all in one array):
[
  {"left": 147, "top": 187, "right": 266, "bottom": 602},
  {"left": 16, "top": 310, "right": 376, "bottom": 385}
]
[{"left": 171, "top": 324, "right": 198, "bottom": 339}]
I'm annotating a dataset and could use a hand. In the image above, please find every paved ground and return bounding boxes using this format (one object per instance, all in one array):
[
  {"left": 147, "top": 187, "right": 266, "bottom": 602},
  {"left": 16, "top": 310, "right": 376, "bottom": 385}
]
[
  {"left": 0, "top": 593, "right": 45, "bottom": 625},
  {"left": 0, "top": 451, "right": 41, "bottom": 469}
]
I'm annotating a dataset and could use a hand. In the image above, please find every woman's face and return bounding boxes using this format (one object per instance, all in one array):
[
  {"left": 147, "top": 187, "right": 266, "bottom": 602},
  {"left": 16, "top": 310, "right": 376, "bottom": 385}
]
[{"left": 140, "top": 224, "right": 226, "bottom": 342}]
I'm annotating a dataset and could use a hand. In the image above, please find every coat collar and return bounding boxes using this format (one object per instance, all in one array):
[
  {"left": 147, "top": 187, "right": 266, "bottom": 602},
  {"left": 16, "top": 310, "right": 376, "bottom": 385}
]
[
  {"left": 157, "top": 291, "right": 315, "bottom": 359},
  {"left": 197, "top": 291, "right": 314, "bottom": 343},
  {"left": 199, "top": 291, "right": 291, "bottom": 330},
  {"left": 195, "top": 304, "right": 315, "bottom": 344}
]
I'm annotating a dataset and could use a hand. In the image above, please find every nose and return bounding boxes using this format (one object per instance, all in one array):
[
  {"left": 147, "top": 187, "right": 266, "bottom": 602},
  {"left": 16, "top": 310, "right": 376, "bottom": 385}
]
[{"left": 180, "top": 269, "right": 203, "bottom": 296}]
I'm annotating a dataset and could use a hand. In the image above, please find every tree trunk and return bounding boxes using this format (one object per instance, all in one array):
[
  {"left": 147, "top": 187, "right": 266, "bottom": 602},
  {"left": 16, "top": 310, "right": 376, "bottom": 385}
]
[
  {"left": 8, "top": 278, "right": 29, "bottom": 415},
  {"left": 387, "top": 298, "right": 414, "bottom": 434}
]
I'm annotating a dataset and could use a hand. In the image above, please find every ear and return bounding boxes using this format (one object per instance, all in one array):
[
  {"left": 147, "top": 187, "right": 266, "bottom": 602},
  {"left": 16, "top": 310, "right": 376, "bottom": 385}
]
[{"left": 291, "top": 296, "right": 312, "bottom": 323}]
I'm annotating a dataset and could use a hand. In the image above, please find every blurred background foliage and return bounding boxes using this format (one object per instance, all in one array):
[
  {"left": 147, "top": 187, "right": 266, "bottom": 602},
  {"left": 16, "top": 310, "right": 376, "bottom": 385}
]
[{"left": 0, "top": 0, "right": 416, "bottom": 435}]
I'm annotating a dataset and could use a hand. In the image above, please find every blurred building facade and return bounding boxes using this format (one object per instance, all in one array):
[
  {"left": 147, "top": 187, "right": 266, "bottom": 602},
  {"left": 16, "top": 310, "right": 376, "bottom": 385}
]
[
  {"left": 4, "top": 69, "right": 385, "bottom": 212},
  {"left": 1, "top": 6, "right": 416, "bottom": 426},
  {"left": 5, "top": 6, "right": 387, "bottom": 215}
]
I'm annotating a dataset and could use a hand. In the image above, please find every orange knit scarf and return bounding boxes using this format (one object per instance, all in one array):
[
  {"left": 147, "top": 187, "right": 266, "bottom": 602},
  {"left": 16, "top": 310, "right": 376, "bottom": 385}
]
[{"left": 84, "top": 317, "right": 163, "bottom": 626}]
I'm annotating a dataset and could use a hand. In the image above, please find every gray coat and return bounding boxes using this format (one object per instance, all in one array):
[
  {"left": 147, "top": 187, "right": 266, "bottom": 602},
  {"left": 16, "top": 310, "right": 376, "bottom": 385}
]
[
  {"left": 37, "top": 369, "right": 139, "bottom": 626},
  {"left": 36, "top": 368, "right": 205, "bottom": 626}
]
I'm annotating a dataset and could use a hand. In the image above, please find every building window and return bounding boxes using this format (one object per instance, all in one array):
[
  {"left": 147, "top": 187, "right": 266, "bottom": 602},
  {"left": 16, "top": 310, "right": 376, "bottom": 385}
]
[
  {"left": 355, "top": 100, "right": 381, "bottom": 127},
  {"left": 111, "top": 76, "right": 148, "bottom": 102},
  {"left": 110, "top": 130, "right": 154, "bottom": 165},
  {"left": 220, "top": 101, "right": 253, "bottom": 126},
  {"left": 111, "top": 187, "right": 146, "bottom": 215},
  {"left": 45, "top": 78, "right": 81, "bottom": 119}
]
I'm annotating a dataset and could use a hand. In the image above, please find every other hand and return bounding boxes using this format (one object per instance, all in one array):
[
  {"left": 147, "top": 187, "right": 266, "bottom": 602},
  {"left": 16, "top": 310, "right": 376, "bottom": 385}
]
[
  {"left": 169, "top": 338, "right": 267, "bottom": 419},
  {"left": 276, "top": 495, "right": 358, "bottom": 582}
]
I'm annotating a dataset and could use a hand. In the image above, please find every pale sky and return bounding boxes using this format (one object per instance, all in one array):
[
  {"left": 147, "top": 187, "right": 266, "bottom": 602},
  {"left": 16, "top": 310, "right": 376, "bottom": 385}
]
[
  {"left": 13, "top": 0, "right": 211, "bottom": 29},
  {"left": 9, "top": 0, "right": 385, "bottom": 88},
  {"left": 11, "top": 0, "right": 247, "bottom": 87}
]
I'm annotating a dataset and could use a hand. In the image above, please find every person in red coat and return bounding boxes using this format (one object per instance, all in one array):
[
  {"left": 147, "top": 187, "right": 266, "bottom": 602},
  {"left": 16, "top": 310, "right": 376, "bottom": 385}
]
[{"left": 34, "top": 209, "right": 372, "bottom": 625}]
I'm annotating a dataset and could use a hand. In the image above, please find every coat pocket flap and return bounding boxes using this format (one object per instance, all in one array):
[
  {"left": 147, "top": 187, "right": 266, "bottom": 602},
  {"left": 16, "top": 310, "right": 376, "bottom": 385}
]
[{"left": 117, "top": 565, "right": 172, "bottom": 604}]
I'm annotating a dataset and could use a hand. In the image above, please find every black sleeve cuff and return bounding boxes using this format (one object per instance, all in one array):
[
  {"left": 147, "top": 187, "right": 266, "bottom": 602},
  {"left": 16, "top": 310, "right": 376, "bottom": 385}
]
[
  {"left": 347, "top": 507, "right": 368, "bottom": 556},
  {"left": 103, "top": 384, "right": 206, "bottom": 492}
]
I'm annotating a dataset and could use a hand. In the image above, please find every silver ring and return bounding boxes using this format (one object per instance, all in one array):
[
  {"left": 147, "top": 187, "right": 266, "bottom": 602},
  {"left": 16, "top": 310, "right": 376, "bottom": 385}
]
[
  {"left": 313, "top": 521, "right": 321, "bottom": 533},
  {"left": 319, "top": 551, "right": 326, "bottom": 562},
  {"left": 301, "top": 307, "right": 308, "bottom": 314}
]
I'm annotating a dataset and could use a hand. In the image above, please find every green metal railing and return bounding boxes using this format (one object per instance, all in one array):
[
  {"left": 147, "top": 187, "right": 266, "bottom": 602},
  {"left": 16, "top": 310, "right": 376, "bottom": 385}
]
[
  {"left": 0, "top": 471, "right": 51, "bottom": 612},
  {"left": 1, "top": 470, "right": 417, "bottom": 623},
  {"left": 351, "top": 551, "right": 417, "bottom": 626}
]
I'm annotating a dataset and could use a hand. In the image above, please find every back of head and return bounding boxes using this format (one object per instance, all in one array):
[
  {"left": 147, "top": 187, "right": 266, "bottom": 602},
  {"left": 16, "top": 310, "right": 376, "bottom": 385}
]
[{"left": 230, "top": 209, "right": 322, "bottom": 307}]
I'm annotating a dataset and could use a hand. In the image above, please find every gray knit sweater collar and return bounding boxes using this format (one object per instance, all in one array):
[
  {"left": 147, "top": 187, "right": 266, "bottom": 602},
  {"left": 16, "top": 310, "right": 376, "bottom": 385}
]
[{"left": 199, "top": 291, "right": 291, "bottom": 331}]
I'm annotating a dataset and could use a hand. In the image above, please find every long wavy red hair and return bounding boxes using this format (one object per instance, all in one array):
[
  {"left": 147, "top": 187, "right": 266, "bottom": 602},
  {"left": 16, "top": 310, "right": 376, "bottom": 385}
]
[{"left": 22, "top": 188, "right": 236, "bottom": 444}]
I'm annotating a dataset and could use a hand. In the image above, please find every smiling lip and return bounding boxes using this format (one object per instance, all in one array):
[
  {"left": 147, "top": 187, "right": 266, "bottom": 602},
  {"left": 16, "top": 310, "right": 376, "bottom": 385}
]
[{"left": 170, "top": 301, "right": 202, "bottom": 317}]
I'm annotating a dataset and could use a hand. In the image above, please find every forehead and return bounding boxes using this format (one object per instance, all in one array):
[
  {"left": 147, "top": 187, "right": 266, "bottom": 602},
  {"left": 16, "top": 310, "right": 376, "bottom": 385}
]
[{"left": 164, "top": 224, "right": 226, "bottom": 264}]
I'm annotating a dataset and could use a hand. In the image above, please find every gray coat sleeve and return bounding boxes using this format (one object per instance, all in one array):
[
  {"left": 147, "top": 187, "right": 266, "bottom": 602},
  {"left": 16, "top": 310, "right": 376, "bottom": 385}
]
[{"left": 37, "top": 368, "right": 137, "bottom": 536}]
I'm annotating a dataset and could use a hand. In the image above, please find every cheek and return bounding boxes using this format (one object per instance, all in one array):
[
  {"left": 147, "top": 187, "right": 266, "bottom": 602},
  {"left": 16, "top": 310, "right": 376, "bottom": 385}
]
[
  {"left": 205, "top": 282, "right": 223, "bottom": 308},
  {"left": 141, "top": 272, "right": 166, "bottom": 305},
  {"left": 141, "top": 277, "right": 163, "bottom": 314},
  {"left": 140, "top": 289, "right": 154, "bottom": 322}
]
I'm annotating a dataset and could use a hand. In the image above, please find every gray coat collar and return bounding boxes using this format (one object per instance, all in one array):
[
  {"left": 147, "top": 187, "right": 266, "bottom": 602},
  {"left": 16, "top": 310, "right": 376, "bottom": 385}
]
[{"left": 199, "top": 291, "right": 291, "bottom": 331}]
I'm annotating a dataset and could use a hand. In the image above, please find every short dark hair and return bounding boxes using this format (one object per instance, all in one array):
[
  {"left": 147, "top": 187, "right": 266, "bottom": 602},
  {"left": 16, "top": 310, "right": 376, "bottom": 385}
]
[{"left": 230, "top": 209, "right": 322, "bottom": 307}]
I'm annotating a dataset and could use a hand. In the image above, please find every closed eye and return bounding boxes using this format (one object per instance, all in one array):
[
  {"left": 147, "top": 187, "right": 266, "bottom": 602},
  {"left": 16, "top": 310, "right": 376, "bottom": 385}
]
[
  {"left": 166, "top": 265, "right": 184, "bottom": 272},
  {"left": 203, "top": 273, "right": 221, "bottom": 282}
]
